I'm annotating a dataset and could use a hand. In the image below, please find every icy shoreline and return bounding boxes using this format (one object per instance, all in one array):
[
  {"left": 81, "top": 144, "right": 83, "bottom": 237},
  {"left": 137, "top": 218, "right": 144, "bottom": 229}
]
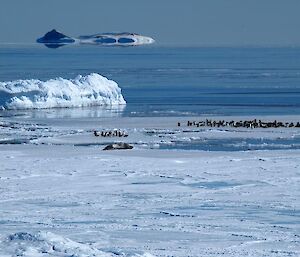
[{"left": 1, "top": 114, "right": 300, "bottom": 151}]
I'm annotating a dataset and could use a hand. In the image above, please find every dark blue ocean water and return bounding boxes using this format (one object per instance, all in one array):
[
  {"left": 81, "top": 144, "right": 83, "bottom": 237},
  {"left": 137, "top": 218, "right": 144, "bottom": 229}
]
[{"left": 1, "top": 45, "right": 300, "bottom": 116}]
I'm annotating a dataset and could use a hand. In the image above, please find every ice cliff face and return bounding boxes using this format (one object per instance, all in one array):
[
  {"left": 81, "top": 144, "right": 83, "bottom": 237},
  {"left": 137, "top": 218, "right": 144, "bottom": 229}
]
[{"left": 0, "top": 73, "right": 126, "bottom": 110}]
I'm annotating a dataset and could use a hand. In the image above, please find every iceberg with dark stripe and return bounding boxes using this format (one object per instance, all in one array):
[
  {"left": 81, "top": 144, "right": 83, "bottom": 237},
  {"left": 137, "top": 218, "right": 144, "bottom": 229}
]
[
  {"left": 0, "top": 73, "right": 126, "bottom": 110},
  {"left": 37, "top": 29, "right": 154, "bottom": 48}
]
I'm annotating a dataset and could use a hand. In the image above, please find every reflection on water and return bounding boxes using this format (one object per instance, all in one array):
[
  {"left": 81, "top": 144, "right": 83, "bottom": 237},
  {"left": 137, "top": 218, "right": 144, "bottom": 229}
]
[
  {"left": 1, "top": 104, "right": 300, "bottom": 119},
  {"left": 0, "top": 105, "right": 126, "bottom": 119}
]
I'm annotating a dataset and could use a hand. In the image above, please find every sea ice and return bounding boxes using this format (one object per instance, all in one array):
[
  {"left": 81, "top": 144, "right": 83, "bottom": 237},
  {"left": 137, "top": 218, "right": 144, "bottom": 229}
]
[{"left": 0, "top": 115, "right": 299, "bottom": 256}]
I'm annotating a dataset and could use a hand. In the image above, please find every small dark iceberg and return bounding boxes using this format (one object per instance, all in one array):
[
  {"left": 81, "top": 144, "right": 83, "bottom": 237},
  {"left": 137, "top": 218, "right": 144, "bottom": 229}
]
[{"left": 36, "top": 29, "right": 76, "bottom": 48}]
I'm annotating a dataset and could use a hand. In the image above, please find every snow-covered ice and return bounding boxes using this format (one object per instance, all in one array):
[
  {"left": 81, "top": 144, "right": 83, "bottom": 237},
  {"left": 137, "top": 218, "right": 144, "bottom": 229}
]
[
  {"left": 0, "top": 231, "right": 154, "bottom": 257},
  {"left": 0, "top": 114, "right": 299, "bottom": 256},
  {"left": 0, "top": 73, "right": 126, "bottom": 110}
]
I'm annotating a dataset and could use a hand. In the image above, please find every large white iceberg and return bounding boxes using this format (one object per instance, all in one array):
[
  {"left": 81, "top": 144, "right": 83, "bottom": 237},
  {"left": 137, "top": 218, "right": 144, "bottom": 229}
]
[{"left": 0, "top": 73, "right": 126, "bottom": 110}]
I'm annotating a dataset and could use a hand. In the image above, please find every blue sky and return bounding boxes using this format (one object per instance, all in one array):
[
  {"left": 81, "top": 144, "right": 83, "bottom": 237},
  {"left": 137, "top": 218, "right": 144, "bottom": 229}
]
[{"left": 0, "top": 0, "right": 300, "bottom": 46}]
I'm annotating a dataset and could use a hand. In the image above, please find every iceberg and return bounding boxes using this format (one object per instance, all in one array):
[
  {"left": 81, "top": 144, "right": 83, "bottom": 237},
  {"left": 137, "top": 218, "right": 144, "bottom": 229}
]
[
  {"left": 36, "top": 29, "right": 77, "bottom": 49},
  {"left": 79, "top": 32, "right": 155, "bottom": 46},
  {"left": 37, "top": 29, "right": 155, "bottom": 48},
  {"left": 0, "top": 73, "right": 126, "bottom": 110}
]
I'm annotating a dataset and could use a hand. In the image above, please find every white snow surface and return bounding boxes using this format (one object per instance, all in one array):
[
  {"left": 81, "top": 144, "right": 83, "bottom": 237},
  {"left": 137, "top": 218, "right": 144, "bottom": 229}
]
[
  {"left": 0, "top": 114, "right": 299, "bottom": 256},
  {"left": 0, "top": 73, "right": 126, "bottom": 110}
]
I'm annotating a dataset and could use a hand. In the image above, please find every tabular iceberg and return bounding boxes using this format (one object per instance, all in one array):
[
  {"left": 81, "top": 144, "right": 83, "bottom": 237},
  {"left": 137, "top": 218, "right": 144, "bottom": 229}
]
[
  {"left": 0, "top": 73, "right": 126, "bottom": 110},
  {"left": 37, "top": 29, "right": 155, "bottom": 48},
  {"left": 79, "top": 32, "right": 155, "bottom": 46}
]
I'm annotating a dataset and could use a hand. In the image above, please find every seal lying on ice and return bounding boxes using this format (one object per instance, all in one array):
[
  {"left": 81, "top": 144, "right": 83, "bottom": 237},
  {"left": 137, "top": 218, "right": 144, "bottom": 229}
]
[{"left": 103, "top": 142, "right": 133, "bottom": 150}]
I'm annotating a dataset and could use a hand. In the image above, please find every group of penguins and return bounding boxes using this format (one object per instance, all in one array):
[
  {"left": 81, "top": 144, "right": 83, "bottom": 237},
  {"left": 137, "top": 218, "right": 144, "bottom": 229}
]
[
  {"left": 92, "top": 119, "right": 299, "bottom": 138},
  {"left": 179, "top": 119, "right": 300, "bottom": 129},
  {"left": 94, "top": 130, "right": 128, "bottom": 137}
]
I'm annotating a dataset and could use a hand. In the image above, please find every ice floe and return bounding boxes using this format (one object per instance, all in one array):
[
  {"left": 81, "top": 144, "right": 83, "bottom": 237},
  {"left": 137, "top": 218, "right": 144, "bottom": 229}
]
[{"left": 0, "top": 73, "right": 126, "bottom": 110}]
